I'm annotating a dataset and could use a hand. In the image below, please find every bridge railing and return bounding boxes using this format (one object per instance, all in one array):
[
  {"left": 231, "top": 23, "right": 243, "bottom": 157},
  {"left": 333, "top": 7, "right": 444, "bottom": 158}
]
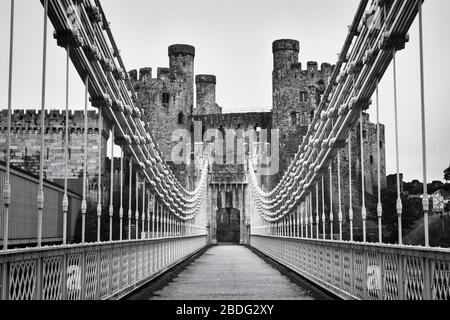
[
  {"left": 250, "top": 234, "right": 450, "bottom": 300},
  {"left": 0, "top": 234, "right": 206, "bottom": 300}
]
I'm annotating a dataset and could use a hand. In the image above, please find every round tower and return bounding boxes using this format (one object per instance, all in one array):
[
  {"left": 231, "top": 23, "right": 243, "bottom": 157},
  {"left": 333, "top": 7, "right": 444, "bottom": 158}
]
[
  {"left": 196, "top": 75, "right": 216, "bottom": 115},
  {"left": 272, "top": 39, "right": 299, "bottom": 70},
  {"left": 169, "top": 44, "right": 195, "bottom": 116}
]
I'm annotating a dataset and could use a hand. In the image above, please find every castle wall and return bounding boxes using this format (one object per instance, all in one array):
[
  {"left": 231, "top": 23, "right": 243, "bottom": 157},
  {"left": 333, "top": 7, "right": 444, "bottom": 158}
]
[{"left": 0, "top": 110, "right": 107, "bottom": 182}]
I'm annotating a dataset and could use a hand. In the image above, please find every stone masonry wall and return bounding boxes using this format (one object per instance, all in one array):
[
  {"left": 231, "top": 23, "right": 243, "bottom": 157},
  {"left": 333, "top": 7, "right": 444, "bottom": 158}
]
[{"left": 0, "top": 109, "right": 108, "bottom": 181}]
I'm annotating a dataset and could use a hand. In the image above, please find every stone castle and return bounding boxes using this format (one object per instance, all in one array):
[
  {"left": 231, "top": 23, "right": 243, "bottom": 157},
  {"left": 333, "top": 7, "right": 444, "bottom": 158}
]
[{"left": 0, "top": 39, "right": 386, "bottom": 242}]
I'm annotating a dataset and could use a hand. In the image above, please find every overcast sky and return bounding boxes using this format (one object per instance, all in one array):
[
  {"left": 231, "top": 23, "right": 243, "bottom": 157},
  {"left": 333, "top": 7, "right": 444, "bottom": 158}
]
[{"left": 0, "top": 0, "right": 449, "bottom": 183}]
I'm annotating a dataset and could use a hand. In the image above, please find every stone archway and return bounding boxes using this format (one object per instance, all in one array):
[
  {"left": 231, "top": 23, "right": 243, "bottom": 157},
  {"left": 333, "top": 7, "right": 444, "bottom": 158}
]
[
  {"left": 216, "top": 207, "right": 240, "bottom": 243},
  {"left": 208, "top": 182, "right": 249, "bottom": 245}
]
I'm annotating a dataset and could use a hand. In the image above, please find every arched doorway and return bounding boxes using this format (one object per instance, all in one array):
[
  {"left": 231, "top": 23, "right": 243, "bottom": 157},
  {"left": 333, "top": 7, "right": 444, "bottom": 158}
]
[{"left": 216, "top": 208, "right": 240, "bottom": 243}]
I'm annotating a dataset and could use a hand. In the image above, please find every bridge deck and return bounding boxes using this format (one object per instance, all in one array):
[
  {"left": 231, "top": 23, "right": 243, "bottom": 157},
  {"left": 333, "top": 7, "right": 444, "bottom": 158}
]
[{"left": 145, "top": 244, "right": 318, "bottom": 300}]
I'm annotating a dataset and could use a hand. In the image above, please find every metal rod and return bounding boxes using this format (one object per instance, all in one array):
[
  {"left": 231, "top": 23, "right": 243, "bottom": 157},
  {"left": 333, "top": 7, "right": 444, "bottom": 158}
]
[
  {"left": 37, "top": 0, "right": 49, "bottom": 248},
  {"left": 329, "top": 164, "right": 334, "bottom": 240},
  {"left": 321, "top": 175, "right": 326, "bottom": 240},
  {"left": 376, "top": 79, "right": 383, "bottom": 243},
  {"left": 300, "top": 204, "right": 304, "bottom": 238},
  {"left": 142, "top": 180, "right": 145, "bottom": 238},
  {"left": 337, "top": 151, "right": 343, "bottom": 241},
  {"left": 135, "top": 172, "right": 139, "bottom": 239},
  {"left": 109, "top": 126, "right": 114, "bottom": 242},
  {"left": 147, "top": 191, "right": 150, "bottom": 239},
  {"left": 152, "top": 195, "right": 156, "bottom": 238},
  {"left": 348, "top": 132, "right": 353, "bottom": 242},
  {"left": 62, "top": 45, "right": 70, "bottom": 245},
  {"left": 393, "top": 50, "right": 403, "bottom": 245},
  {"left": 82, "top": 75, "right": 88, "bottom": 244},
  {"left": 360, "top": 111, "right": 367, "bottom": 243},
  {"left": 316, "top": 184, "right": 319, "bottom": 239},
  {"left": 418, "top": 0, "right": 429, "bottom": 247},
  {"left": 128, "top": 158, "right": 132, "bottom": 240},
  {"left": 3, "top": 0, "right": 15, "bottom": 251},
  {"left": 309, "top": 192, "right": 313, "bottom": 238},
  {"left": 119, "top": 146, "right": 123, "bottom": 241},
  {"left": 97, "top": 108, "right": 103, "bottom": 243}
]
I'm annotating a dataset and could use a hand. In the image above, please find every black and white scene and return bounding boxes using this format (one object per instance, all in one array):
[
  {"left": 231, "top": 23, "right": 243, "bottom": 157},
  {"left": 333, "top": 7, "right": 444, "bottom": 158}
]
[{"left": 0, "top": 0, "right": 450, "bottom": 308}]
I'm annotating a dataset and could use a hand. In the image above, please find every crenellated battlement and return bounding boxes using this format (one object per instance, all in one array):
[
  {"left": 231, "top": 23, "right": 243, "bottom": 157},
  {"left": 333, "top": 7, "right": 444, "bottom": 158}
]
[{"left": 0, "top": 109, "right": 101, "bottom": 131}]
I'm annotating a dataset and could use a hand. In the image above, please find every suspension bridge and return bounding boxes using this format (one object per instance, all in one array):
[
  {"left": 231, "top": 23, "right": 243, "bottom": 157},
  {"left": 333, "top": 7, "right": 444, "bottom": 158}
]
[{"left": 1, "top": 0, "right": 449, "bottom": 301}]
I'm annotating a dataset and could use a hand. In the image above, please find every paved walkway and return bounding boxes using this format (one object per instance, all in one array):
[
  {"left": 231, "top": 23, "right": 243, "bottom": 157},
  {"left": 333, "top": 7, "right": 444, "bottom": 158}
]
[{"left": 149, "top": 244, "right": 316, "bottom": 300}]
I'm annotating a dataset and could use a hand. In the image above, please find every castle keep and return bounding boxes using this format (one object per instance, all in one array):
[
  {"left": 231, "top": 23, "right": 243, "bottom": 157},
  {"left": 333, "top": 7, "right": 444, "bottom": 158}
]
[{"left": 0, "top": 39, "right": 386, "bottom": 243}]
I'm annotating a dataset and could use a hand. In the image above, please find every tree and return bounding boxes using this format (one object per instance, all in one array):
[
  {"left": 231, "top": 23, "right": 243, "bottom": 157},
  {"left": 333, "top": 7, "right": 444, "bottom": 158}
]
[
  {"left": 444, "top": 164, "right": 450, "bottom": 183},
  {"left": 368, "top": 188, "right": 422, "bottom": 243}
]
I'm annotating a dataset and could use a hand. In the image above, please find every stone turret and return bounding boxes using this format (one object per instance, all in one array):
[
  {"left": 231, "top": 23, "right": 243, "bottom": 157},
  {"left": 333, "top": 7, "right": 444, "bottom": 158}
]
[
  {"left": 195, "top": 75, "right": 221, "bottom": 115},
  {"left": 272, "top": 39, "right": 299, "bottom": 70}
]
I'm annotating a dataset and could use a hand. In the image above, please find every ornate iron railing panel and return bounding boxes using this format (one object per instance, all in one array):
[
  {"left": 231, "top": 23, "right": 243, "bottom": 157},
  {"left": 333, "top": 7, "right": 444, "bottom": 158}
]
[
  {"left": 0, "top": 235, "right": 206, "bottom": 300},
  {"left": 250, "top": 235, "right": 450, "bottom": 300}
]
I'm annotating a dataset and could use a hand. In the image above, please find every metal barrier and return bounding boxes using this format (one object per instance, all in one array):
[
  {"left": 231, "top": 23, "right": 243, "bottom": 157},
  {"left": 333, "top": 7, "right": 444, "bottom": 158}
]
[
  {"left": 0, "top": 235, "right": 207, "bottom": 300},
  {"left": 250, "top": 235, "right": 450, "bottom": 300}
]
